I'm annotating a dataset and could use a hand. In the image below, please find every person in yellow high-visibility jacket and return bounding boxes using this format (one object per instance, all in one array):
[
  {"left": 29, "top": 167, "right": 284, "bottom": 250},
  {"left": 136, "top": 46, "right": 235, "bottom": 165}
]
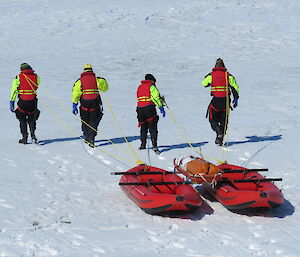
[
  {"left": 136, "top": 74, "right": 165, "bottom": 154},
  {"left": 202, "top": 58, "right": 239, "bottom": 146},
  {"left": 10, "top": 63, "right": 41, "bottom": 144},
  {"left": 72, "top": 64, "right": 109, "bottom": 146}
]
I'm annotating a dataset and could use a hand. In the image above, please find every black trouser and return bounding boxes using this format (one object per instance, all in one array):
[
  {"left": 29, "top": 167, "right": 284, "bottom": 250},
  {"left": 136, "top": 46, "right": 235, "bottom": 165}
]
[
  {"left": 80, "top": 97, "right": 103, "bottom": 142},
  {"left": 15, "top": 98, "right": 40, "bottom": 137},
  {"left": 136, "top": 105, "right": 159, "bottom": 147},
  {"left": 207, "top": 97, "right": 230, "bottom": 136}
]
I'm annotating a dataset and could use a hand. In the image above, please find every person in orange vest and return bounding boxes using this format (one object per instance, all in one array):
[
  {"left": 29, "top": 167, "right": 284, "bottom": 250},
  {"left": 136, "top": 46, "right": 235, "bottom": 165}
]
[
  {"left": 136, "top": 74, "right": 165, "bottom": 154},
  {"left": 9, "top": 63, "right": 41, "bottom": 144},
  {"left": 202, "top": 58, "right": 239, "bottom": 146},
  {"left": 72, "top": 64, "right": 109, "bottom": 147}
]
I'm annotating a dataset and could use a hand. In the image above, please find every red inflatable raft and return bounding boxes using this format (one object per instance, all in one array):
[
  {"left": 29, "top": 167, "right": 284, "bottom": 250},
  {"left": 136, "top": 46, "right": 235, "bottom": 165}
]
[
  {"left": 115, "top": 164, "right": 202, "bottom": 214},
  {"left": 174, "top": 156, "right": 284, "bottom": 211},
  {"left": 213, "top": 163, "right": 284, "bottom": 210}
]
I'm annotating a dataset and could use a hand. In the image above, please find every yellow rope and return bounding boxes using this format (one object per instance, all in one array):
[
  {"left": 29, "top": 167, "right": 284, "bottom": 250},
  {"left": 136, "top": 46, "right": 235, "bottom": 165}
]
[
  {"left": 221, "top": 72, "right": 231, "bottom": 163},
  {"left": 164, "top": 99, "right": 223, "bottom": 164},
  {"left": 102, "top": 93, "right": 143, "bottom": 164},
  {"left": 47, "top": 88, "right": 137, "bottom": 160},
  {"left": 22, "top": 74, "right": 143, "bottom": 164},
  {"left": 41, "top": 100, "right": 138, "bottom": 163}
]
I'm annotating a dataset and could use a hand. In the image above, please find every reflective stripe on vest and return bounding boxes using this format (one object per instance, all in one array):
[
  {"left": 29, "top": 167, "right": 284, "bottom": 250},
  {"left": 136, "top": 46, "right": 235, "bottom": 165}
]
[
  {"left": 18, "top": 89, "right": 36, "bottom": 95},
  {"left": 137, "top": 96, "right": 151, "bottom": 102},
  {"left": 82, "top": 89, "right": 99, "bottom": 95}
]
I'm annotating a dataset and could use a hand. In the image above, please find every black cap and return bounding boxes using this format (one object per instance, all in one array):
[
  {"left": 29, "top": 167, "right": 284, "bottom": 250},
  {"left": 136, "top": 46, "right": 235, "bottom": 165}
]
[
  {"left": 215, "top": 58, "right": 225, "bottom": 68},
  {"left": 20, "top": 63, "right": 32, "bottom": 71},
  {"left": 145, "top": 74, "right": 156, "bottom": 82}
]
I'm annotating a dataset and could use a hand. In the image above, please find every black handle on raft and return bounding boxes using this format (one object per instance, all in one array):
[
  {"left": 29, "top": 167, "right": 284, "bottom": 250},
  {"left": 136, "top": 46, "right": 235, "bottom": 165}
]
[
  {"left": 223, "top": 178, "right": 282, "bottom": 183},
  {"left": 222, "top": 168, "right": 269, "bottom": 173},
  {"left": 111, "top": 171, "right": 174, "bottom": 175},
  {"left": 119, "top": 181, "right": 191, "bottom": 186}
]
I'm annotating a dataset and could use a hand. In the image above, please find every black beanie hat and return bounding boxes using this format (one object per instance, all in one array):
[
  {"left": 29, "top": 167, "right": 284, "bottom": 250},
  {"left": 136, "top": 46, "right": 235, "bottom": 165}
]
[
  {"left": 215, "top": 58, "right": 225, "bottom": 68},
  {"left": 20, "top": 63, "right": 32, "bottom": 71},
  {"left": 145, "top": 74, "right": 156, "bottom": 82}
]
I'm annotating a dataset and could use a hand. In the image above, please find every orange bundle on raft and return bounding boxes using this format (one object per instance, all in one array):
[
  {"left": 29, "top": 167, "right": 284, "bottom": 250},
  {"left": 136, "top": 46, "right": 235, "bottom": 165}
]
[{"left": 174, "top": 155, "right": 222, "bottom": 185}]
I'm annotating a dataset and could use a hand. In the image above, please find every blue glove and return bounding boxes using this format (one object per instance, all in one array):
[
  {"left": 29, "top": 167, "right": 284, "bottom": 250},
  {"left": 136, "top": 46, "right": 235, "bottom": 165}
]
[
  {"left": 10, "top": 101, "right": 15, "bottom": 112},
  {"left": 72, "top": 103, "right": 78, "bottom": 115},
  {"left": 232, "top": 98, "right": 238, "bottom": 108},
  {"left": 159, "top": 106, "right": 166, "bottom": 117}
]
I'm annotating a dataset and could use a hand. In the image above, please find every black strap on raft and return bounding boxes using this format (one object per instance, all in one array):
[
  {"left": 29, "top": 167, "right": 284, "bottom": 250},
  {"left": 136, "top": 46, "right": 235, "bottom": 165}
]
[
  {"left": 222, "top": 178, "right": 282, "bottom": 183},
  {"left": 119, "top": 181, "right": 191, "bottom": 186},
  {"left": 222, "top": 168, "right": 269, "bottom": 173},
  {"left": 111, "top": 171, "right": 174, "bottom": 175}
]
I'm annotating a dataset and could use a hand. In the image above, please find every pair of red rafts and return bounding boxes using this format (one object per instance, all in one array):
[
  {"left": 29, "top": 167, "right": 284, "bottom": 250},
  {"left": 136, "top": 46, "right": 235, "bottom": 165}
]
[{"left": 114, "top": 157, "right": 284, "bottom": 215}]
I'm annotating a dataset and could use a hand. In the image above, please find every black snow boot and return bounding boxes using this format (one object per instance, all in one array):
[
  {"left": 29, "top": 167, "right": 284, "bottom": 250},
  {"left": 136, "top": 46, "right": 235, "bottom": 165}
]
[
  {"left": 19, "top": 134, "right": 28, "bottom": 144},
  {"left": 152, "top": 144, "right": 161, "bottom": 155},
  {"left": 215, "top": 134, "right": 224, "bottom": 146},
  {"left": 88, "top": 137, "right": 95, "bottom": 148},
  {"left": 139, "top": 140, "right": 146, "bottom": 150},
  {"left": 31, "top": 132, "right": 38, "bottom": 144}
]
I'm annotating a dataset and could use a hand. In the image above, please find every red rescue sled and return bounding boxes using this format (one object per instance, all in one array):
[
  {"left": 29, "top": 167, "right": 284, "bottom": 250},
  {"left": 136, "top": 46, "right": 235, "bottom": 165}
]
[
  {"left": 174, "top": 157, "right": 284, "bottom": 211},
  {"left": 115, "top": 164, "right": 202, "bottom": 214},
  {"left": 213, "top": 163, "right": 284, "bottom": 210}
]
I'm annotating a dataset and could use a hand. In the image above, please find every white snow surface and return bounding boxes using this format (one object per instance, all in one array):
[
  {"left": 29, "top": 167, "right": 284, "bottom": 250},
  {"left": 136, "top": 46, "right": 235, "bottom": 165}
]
[{"left": 0, "top": 0, "right": 299, "bottom": 256}]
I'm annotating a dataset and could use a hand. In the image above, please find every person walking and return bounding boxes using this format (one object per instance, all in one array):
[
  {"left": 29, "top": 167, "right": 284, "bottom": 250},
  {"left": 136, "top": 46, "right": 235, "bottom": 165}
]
[
  {"left": 136, "top": 74, "right": 165, "bottom": 154},
  {"left": 202, "top": 58, "right": 239, "bottom": 146},
  {"left": 9, "top": 63, "right": 40, "bottom": 144},
  {"left": 72, "top": 64, "right": 109, "bottom": 147}
]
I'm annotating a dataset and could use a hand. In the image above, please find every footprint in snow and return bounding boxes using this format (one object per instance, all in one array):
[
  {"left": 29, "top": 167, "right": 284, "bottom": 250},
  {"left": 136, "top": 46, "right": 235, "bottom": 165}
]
[
  {"left": 169, "top": 224, "right": 179, "bottom": 231},
  {"left": 146, "top": 230, "right": 158, "bottom": 236},
  {"left": 249, "top": 161, "right": 263, "bottom": 167},
  {"left": 58, "top": 165, "right": 68, "bottom": 172},
  {"left": 47, "top": 159, "right": 56, "bottom": 164},
  {"left": 148, "top": 235, "right": 160, "bottom": 242},
  {"left": 238, "top": 152, "right": 252, "bottom": 162},
  {"left": 0, "top": 199, "right": 14, "bottom": 209},
  {"left": 75, "top": 164, "right": 83, "bottom": 169},
  {"left": 172, "top": 242, "right": 185, "bottom": 249},
  {"left": 92, "top": 247, "right": 106, "bottom": 254},
  {"left": 102, "top": 159, "right": 111, "bottom": 165},
  {"left": 28, "top": 144, "right": 49, "bottom": 155},
  {"left": 3, "top": 158, "right": 18, "bottom": 167},
  {"left": 157, "top": 155, "right": 165, "bottom": 160},
  {"left": 54, "top": 155, "right": 69, "bottom": 165},
  {"left": 244, "top": 152, "right": 251, "bottom": 157}
]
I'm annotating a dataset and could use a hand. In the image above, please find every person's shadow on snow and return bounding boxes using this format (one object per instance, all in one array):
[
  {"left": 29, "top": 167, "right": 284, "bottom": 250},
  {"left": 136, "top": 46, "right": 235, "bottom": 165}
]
[
  {"left": 159, "top": 142, "right": 208, "bottom": 153},
  {"left": 39, "top": 135, "right": 140, "bottom": 146},
  {"left": 39, "top": 137, "right": 81, "bottom": 145},
  {"left": 95, "top": 135, "right": 140, "bottom": 147},
  {"left": 225, "top": 135, "right": 282, "bottom": 147}
]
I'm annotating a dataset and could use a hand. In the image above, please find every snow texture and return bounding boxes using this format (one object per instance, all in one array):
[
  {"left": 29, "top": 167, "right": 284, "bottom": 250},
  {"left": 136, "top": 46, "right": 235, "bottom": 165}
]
[{"left": 0, "top": 0, "right": 299, "bottom": 256}]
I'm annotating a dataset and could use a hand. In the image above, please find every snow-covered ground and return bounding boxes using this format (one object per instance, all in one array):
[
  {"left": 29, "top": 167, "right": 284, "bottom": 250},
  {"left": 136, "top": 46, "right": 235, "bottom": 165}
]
[{"left": 0, "top": 0, "right": 299, "bottom": 256}]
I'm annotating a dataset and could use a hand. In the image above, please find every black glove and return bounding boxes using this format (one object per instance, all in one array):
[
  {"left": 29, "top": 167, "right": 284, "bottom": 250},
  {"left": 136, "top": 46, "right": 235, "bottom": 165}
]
[{"left": 232, "top": 98, "right": 238, "bottom": 108}]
